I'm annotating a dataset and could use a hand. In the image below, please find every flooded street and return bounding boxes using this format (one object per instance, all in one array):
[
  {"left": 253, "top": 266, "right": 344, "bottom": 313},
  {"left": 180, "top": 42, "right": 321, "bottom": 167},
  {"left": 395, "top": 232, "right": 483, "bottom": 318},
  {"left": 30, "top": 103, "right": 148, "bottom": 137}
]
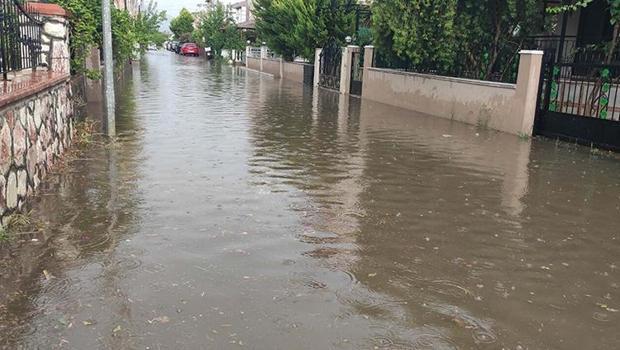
[{"left": 1, "top": 51, "right": 620, "bottom": 349}]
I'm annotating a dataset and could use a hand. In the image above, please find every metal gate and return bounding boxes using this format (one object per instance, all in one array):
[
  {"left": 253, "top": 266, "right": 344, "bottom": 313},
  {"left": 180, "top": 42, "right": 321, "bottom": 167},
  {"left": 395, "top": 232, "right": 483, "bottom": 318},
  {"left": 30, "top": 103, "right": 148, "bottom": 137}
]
[
  {"left": 319, "top": 39, "right": 341, "bottom": 91},
  {"left": 350, "top": 50, "right": 364, "bottom": 96},
  {"left": 303, "top": 63, "right": 314, "bottom": 86},
  {"left": 535, "top": 55, "right": 620, "bottom": 151}
]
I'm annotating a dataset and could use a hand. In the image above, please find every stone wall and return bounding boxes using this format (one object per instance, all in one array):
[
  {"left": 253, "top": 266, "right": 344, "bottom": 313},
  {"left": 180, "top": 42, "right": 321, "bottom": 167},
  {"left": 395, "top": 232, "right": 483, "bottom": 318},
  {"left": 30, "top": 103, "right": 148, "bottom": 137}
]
[
  {"left": 0, "top": 4, "right": 74, "bottom": 223},
  {"left": 0, "top": 79, "right": 74, "bottom": 221},
  {"left": 28, "top": 3, "right": 71, "bottom": 75}
]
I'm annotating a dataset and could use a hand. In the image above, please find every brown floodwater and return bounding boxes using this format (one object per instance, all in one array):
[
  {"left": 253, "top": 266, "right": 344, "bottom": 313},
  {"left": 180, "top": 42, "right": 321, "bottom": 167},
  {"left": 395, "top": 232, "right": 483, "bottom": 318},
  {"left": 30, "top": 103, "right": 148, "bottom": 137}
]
[{"left": 1, "top": 51, "right": 619, "bottom": 349}]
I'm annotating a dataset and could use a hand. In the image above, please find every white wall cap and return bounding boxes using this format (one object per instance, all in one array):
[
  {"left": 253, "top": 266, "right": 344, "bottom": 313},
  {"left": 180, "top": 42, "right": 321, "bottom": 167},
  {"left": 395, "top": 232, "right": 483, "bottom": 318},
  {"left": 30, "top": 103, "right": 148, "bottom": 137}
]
[{"left": 519, "top": 50, "right": 544, "bottom": 55}]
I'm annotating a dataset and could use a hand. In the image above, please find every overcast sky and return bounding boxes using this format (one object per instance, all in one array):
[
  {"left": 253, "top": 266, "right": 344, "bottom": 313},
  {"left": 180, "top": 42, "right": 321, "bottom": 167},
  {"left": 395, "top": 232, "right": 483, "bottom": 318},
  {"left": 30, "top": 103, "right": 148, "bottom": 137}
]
[
  {"left": 155, "top": 0, "right": 235, "bottom": 31},
  {"left": 156, "top": 0, "right": 235, "bottom": 18}
]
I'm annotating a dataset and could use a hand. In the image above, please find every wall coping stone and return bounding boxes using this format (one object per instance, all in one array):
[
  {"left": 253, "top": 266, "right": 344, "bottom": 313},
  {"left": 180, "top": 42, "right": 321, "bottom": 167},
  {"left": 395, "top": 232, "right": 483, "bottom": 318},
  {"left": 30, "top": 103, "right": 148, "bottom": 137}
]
[
  {"left": 367, "top": 67, "right": 517, "bottom": 90},
  {"left": 0, "top": 72, "right": 70, "bottom": 108},
  {"left": 282, "top": 61, "right": 313, "bottom": 67},
  {"left": 26, "top": 3, "right": 69, "bottom": 17}
]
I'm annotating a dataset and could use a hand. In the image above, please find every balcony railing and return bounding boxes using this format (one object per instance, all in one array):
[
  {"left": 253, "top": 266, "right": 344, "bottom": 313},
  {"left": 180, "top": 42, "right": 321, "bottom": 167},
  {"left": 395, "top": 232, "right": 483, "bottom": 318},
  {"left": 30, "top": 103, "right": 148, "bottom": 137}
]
[{"left": 0, "top": 0, "right": 43, "bottom": 80}]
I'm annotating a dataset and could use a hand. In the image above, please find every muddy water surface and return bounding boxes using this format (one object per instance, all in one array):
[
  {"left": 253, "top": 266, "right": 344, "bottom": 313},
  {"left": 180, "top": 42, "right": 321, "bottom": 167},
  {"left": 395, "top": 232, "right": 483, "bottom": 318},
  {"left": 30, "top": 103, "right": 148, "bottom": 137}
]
[{"left": 1, "top": 52, "right": 619, "bottom": 349}]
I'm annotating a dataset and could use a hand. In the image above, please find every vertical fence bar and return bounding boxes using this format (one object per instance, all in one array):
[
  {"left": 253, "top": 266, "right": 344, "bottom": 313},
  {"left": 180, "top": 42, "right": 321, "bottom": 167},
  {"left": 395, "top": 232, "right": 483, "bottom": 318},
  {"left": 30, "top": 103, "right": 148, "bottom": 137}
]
[
  {"left": 1, "top": 0, "right": 8, "bottom": 80},
  {"left": 0, "top": 0, "right": 43, "bottom": 80}
]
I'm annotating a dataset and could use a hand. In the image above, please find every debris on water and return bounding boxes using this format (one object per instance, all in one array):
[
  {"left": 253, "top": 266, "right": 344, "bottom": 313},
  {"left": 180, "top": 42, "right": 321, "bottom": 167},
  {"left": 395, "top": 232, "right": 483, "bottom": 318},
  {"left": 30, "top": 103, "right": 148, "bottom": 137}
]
[
  {"left": 147, "top": 316, "right": 170, "bottom": 324},
  {"left": 596, "top": 303, "right": 619, "bottom": 312},
  {"left": 345, "top": 211, "right": 366, "bottom": 218},
  {"left": 57, "top": 316, "right": 69, "bottom": 326}
]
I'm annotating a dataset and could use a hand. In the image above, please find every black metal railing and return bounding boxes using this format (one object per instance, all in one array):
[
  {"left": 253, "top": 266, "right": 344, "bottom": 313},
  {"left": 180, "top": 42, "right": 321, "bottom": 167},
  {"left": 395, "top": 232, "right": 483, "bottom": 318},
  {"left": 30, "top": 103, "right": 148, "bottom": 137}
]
[
  {"left": 529, "top": 35, "right": 620, "bottom": 65},
  {"left": 0, "top": 0, "right": 43, "bottom": 80},
  {"left": 319, "top": 39, "right": 342, "bottom": 90},
  {"left": 373, "top": 48, "right": 522, "bottom": 84},
  {"left": 542, "top": 62, "right": 620, "bottom": 121}
]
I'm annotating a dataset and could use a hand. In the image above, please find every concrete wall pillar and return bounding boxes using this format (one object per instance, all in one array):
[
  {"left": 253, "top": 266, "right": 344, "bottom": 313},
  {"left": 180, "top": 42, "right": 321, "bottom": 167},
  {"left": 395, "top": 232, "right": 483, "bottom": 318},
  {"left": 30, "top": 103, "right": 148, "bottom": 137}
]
[
  {"left": 313, "top": 48, "right": 322, "bottom": 87},
  {"left": 260, "top": 45, "right": 267, "bottom": 72},
  {"left": 279, "top": 57, "right": 284, "bottom": 80},
  {"left": 513, "top": 50, "right": 544, "bottom": 136},
  {"left": 340, "top": 46, "right": 359, "bottom": 95},
  {"left": 363, "top": 46, "right": 375, "bottom": 70}
]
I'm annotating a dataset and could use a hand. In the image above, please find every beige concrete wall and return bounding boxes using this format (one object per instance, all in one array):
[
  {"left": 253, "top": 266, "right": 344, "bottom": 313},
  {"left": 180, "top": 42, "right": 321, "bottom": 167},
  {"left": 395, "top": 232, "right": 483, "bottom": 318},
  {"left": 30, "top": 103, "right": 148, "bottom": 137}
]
[
  {"left": 246, "top": 57, "right": 261, "bottom": 71},
  {"left": 282, "top": 62, "right": 305, "bottom": 83},
  {"left": 261, "top": 58, "right": 281, "bottom": 78},
  {"left": 361, "top": 51, "right": 543, "bottom": 136},
  {"left": 362, "top": 69, "right": 518, "bottom": 134}
]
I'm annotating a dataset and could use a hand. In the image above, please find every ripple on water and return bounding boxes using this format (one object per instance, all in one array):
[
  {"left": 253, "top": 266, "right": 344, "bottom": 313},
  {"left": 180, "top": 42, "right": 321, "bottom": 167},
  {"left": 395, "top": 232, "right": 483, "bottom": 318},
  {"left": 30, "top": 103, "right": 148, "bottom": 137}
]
[
  {"left": 425, "top": 302, "right": 497, "bottom": 345},
  {"left": 428, "top": 279, "right": 477, "bottom": 300}
]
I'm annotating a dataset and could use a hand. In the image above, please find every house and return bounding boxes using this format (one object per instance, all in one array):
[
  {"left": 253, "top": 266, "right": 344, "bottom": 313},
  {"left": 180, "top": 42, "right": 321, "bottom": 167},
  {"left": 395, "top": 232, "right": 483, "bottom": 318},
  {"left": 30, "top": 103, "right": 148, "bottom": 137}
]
[
  {"left": 531, "top": 0, "right": 620, "bottom": 151},
  {"left": 113, "top": 0, "right": 140, "bottom": 16},
  {"left": 535, "top": 0, "right": 615, "bottom": 63},
  {"left": 230, "top": 0, "right": 255, "bottom": 30}
]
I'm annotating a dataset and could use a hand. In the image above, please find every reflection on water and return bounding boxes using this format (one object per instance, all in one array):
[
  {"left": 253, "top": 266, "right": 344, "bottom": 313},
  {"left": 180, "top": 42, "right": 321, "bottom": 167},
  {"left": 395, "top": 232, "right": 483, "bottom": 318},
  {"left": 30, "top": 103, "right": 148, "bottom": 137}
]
[{"left": 1, "top": 51, "right": 619, "bottom": 349}]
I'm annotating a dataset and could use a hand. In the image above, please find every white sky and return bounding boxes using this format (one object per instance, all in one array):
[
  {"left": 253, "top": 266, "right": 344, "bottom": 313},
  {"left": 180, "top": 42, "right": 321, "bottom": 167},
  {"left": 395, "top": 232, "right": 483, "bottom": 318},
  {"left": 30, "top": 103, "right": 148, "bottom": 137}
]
[
  {"left": 155, "top": 0, "right": 236, "bottom": 32},
  {"left": 156, "top": 0, "right": 235, "bottom": 18}
]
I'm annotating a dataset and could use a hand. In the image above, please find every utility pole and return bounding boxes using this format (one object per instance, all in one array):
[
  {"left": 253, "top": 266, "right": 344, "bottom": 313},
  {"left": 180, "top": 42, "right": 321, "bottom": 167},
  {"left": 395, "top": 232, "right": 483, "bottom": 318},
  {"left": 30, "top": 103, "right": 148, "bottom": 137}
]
[{"left": 101, "top": 0, "right": 116, "bottom": 137}]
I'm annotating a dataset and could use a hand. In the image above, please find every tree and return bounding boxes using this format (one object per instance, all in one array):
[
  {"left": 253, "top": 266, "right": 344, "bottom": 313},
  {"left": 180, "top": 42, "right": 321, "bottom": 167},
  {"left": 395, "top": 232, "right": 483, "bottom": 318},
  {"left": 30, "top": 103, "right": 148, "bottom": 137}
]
[
  {"left": 134, "top": 1, "right": 167, "bottom": 50},
  {"left": 50, "top": 0, "right": 166, "bottom": 76},
  {"left": 373, "top": 0, "right": 458, "bottom": 71},
  {"left": 372, "top": 0, "right": 543, "bottom": 81},
  {"left": 254, "top": 0, "right": 355, "bottom": 61},
  {"left": 170, "top": 8, "right": 195, "bottom": 41},
  {"left": 195, "top": 3, "right": 244, "bottom": 56},
  {"left": 453, "top": 0, "right": 542, "bottom": 80},
  {"left": 548, "top": 0, "right": 620, "bottom": 63}
]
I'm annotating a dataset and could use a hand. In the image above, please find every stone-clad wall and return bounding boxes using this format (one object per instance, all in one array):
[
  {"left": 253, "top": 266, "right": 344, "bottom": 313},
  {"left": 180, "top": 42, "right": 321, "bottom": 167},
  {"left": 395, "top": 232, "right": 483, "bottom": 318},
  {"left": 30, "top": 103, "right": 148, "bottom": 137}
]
[
  {"left": 0, "top": 81, "right": 74, "bottom": 221},
  {"left": 30, "top": 3, "right": 71, "bottom": 74}
]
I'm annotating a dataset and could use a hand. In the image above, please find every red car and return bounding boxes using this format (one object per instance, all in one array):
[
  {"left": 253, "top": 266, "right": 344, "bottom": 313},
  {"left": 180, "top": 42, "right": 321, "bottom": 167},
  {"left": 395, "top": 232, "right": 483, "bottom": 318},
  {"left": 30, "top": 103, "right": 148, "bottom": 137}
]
[{"left": 180, "top": 43, "right": 200, "bottom": 56}]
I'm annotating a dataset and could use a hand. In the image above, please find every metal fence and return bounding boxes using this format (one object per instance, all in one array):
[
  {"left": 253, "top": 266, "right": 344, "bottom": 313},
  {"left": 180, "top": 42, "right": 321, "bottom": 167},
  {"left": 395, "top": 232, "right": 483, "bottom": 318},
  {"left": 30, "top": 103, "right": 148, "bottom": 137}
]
[
  {"left": 0, "top": 0, "right": 43, "bottom": 80},
  {"left": 373, "top": 47, "right": 522, "bottom": 84},
  {"left": 265, "top": 49, "right": 279, "bottom": 60},
  {"left": 248, "top": 47, "right": 261, "bottom": 59},
  {"left": 541, "top": 62, "right": 620, "bottom": 121},
  {"left": 530, "top": 35, "right": 620, "bottom": 65}
]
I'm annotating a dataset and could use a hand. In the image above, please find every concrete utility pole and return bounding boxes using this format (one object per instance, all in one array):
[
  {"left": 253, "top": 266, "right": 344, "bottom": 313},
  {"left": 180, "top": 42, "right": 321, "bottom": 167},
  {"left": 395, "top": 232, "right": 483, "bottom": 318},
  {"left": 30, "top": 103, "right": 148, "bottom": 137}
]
[{"left": 101, "top": 0, "right": 116, "bottom": 137}]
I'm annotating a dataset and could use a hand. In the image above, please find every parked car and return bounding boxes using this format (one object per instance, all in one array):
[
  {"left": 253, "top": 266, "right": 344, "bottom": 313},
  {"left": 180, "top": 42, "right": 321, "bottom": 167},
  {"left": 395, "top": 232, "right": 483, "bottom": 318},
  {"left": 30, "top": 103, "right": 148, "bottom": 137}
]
[{"left": 180, "top": 43, "right": 200, "bottom": 57}]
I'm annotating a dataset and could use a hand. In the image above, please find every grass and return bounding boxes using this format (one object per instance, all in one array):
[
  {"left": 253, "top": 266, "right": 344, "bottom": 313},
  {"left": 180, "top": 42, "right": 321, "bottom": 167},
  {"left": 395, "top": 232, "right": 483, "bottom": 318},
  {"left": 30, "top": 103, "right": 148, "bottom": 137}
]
[
  {"left": 4, "top": 212, "right": 32, "bottom": 232},
  {"left": 74, "top": 119, "right": 100, "bottom": 147},
  {"left": 0, "top": 227, "right": 8, "bottom": 242},
  {"left": 518, "top": 132, "right": 531, "bottom": 140}
]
